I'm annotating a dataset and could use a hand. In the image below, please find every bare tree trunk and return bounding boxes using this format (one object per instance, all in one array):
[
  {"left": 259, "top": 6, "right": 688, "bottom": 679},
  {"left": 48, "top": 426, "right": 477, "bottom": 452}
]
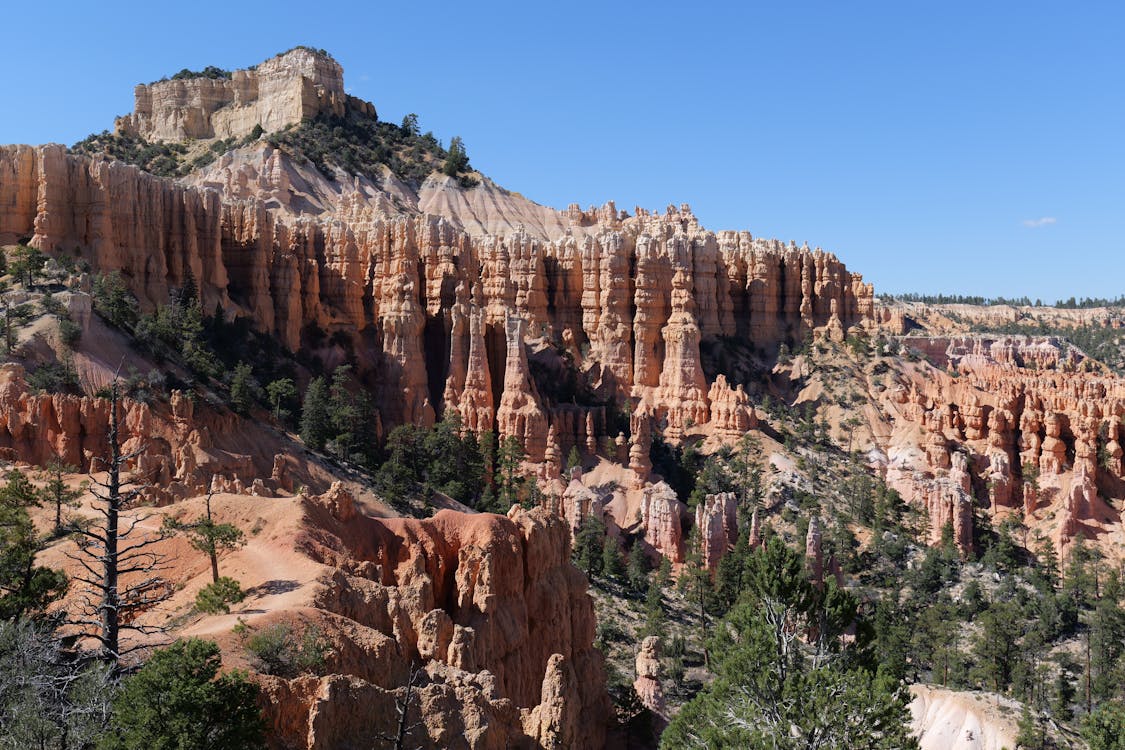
[
  {"left": 100, "top": 383, "right": 122, "bottom": 663},
  {"left": 66, "top": 379, "right": 172, "bottom": 669}
]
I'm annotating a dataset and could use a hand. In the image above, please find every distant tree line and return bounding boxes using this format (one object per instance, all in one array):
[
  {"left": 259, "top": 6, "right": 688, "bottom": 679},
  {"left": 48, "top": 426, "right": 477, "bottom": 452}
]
[{"left": 889, "top": 292, "right": 1125, "bottom": 309}]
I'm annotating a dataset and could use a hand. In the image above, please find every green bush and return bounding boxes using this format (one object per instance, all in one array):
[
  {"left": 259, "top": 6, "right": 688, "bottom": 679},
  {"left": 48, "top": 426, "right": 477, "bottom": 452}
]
[
  {"left": 242, "top": 622, "right": 329, "bottom": 677},
  {"left": 195, "top": 577, "right": 245, "bottom": 615},
  {"left": 26, "top": 361, "right": 79, "bottom": 394},
  {"left": 58, "top": 317, "right": 82, "bottom": 347},
  {"left": 101, "top": 638, "right": 265, "bottom": 750}
]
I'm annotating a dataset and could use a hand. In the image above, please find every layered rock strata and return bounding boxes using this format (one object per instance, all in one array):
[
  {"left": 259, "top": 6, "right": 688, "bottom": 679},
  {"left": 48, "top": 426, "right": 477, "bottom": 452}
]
[
  {"left": 114, "top": 48, "right": 368, "bottom": 142},
  {"left": 0, "top": 144, "right": 874, "bottom": 464}
]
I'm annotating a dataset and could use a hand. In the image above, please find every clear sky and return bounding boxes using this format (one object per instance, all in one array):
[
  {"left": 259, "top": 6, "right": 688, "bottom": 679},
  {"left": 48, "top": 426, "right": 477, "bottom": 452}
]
[{"left": 1, "top": 1, "right": 1122, "bottom": 302}]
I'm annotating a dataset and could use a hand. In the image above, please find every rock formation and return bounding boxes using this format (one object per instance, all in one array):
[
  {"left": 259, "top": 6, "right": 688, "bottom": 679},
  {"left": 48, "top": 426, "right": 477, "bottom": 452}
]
[
  {"left": 694, "top": 492, "right": 738, "bottom": 570},
  {"left": 276, "top": 501, "right": 612, "bottom": 749},
  {"left": 632, "top": 636, "right": 666, "bottom": 721},
  {"left": 639, "top": 483, "right": 684, "bottom": 564},
  {"left": 878, "top": 334, "right": 1125, "bottom": 556},
  {"left": 0, "top": 137, "right": 875, "bottom": 461},
  {"left": 0, "top": 363, "right": 309, "bottom": 503},
  {"left": 115, "top": 48, "right": 366, "bottom": 142}
]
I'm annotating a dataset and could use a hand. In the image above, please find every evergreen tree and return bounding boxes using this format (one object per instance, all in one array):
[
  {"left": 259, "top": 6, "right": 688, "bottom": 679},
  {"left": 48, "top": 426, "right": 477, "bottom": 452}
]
[
  {"left": 662, "top": 538, "right": 918, "bottom": 749},
  {"left": 496, "top": 435, "right": 525, "bottom": 509},
  {"left": 678, "top": 530, "right": 714, "bottom": 648},
  {"left": 641, "top": 576, "right": 665, "bottom": 636},
  {"left": 265, "top": 377, "right": 297, "bottom": 421},
  {"left": 1090, "top": 592, "right": 1125, "bottom": 702},
  {"left": 37, "top": 458, "right": 84, "bottom": 535},
  {"left": 162, "top": 490, "right": 245, "bottom": 584},
  {"left": 442, "top": 136, "right": 470, "bottom": 176},
  {"left": 299, "top": 377, "right": 332, "bottom": 451},
  {"left": 626, "top": 542, "right": 650, "bottom": 594},
  {"left": 0, "top": 470, "right": 67, "bottom": 621},
  {"left": 1082, "top": 701, "right": 1125, "bottom": 750},
  {"left": 573, "top": 514, "right": 606, "bottom": 579},
  {"left": 1053, "top": 655, "right": 1077, "bottom": 720},
  {"left": 92, "top": 272, "right": 137, "bottom": 329},
  {"left": 1015, "top": 704, "right": 1047, "bottom": 750},
  {"left": 971, "top": 600, "right": 1025, "bottom": 692},
  {"left": 101, "top": 638, "right": 265, "bottom": 750},
  {"left": 713, "top": 530, "right": 748, "bottom": 612},
  {"left": 327, "top": 365, "right": 359, "bottom": 457},
  {"left": 228, "top": 362, "right": 258, "bottom": 415},
  {"left": 601, "top": 537, "right": 625, "bottom": 582}
]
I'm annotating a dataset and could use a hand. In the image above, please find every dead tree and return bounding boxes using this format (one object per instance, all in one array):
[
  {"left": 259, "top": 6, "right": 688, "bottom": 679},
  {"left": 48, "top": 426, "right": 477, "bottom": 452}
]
[
  {"left": 66, "top": 380, "right": 172, "bottom": 668},
  {"left": 374, "top": 661, "right": 427, "bottom": 750}
]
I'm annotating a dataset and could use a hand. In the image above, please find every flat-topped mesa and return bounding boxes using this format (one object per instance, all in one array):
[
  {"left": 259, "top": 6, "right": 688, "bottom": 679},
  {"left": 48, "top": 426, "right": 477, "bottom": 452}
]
[{"left": 114, "top": 48, "right": 371, "bottom": 143}]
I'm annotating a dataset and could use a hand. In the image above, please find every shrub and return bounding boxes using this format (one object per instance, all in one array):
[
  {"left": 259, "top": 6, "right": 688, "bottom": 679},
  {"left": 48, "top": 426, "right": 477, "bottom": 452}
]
[
  {"left": 195, "top": 577, "right": 245, "bottom": 615},
  {"left": 58, "top": 317, "right": 82, "bottom": 347},
  {"left": 26, "top": 361, "right": 78, "bottom": 394},
  {"left": 103, "top": 638, "right": 265, "bottom": 750},
  {"left": 243, "top": 623, "right": 329, "bottom": 677}
]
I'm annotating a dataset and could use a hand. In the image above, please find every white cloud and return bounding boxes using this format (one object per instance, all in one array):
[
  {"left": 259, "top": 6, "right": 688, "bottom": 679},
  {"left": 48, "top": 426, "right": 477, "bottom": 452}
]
[{"left": 1022, "top": 217, "right": 1057, "bottom": 228}]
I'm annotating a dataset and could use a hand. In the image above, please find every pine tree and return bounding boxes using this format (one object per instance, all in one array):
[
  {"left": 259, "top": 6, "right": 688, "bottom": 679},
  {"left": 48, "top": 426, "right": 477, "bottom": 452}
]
[
  {"left": 971, "top": 600, "right": 1025, "bottom": 692},
  {"left": 1082, "top": 701, "right": 1125, "bottom": 750},
  {"left": 327, "top": 365, "right": 358, "bottom": 457},
  {"left": 1015, "top": 704, "right": 1047, "bottom": 749},
  {"left": 662, "top": 537, "right": 918, "bottom": 749},
  {"left": 496, "top": 436, "right": 525, "bottom": 509},
  {"left": 601, "top": 537, "right": 625, "bottom": 582},
  {"left": 229, "top": 362, "right": 258, "bottom": 415},
  {"left": 265, "top": 377, "right": 297, "bottom": 421},
  {"left": 573, "top": 514, "right": 606, "bottom": 579},
  {"left": 162, "top": 489, "right": 245, "bottom": 584},
  {"left": 299, "top": 377, "right": 332, "bottom": 451},
  {"left": 37, "top": 458, "right": 84, "bottom": 535},
  {"left": 1089, "top": 591, "right": 1125, "bottom": 702},
  {"left": 0, "top": 470, "right": 67, "bottom": 621},
  {"left": 442, "top": 136, "right": 470, "bottom": 176},
  {"left": 626, "top": 542, "right": 650, "bottom": 594},
  {"left": 103, "top": 638, "right": 265, "bottom": 749},
  {"left": 641, "top": 577, "right": 665, "bottom": 636}
]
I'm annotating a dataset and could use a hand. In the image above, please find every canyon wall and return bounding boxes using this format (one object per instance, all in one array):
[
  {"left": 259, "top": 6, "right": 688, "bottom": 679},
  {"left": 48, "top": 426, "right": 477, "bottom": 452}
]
[
  {"left": 0, "top": 144, "right": 875, "bottom": 455},
  {"left": 0, "top": 363, "right": 318, "bottom": 501}
]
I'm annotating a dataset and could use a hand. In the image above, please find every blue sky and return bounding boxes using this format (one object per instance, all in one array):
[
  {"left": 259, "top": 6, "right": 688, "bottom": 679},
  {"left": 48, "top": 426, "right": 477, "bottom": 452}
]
[{"left": 2, "top": 1, "right": 1122, "bottom": 302}]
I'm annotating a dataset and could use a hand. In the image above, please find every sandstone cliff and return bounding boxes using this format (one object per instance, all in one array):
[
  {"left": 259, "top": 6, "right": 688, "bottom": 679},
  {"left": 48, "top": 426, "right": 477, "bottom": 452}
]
[
  {"left": 259, "top": 495, "right": 612, "bottom": 749},
  {"left": 0, "top": 141, "right": 875, "bottom": 463},
  {"left": 114, "top": 48, "right": 371, "bottom": 142}
]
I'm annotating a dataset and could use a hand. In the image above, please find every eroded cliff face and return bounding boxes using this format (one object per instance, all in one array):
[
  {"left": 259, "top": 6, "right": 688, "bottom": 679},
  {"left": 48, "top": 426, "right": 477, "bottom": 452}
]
[
  {"left": 114, "top": 48, "right": 369, "bottom": 142},
  {"left": 0, "top": 143, "right": 875, "bottom": 453},
  {"left": 0, "top": 362, "right": 318, "bottom": 501},
  {"left": 879, "top": 336, "right": 1125, "bottom": 556},
  {"left": 262, "top": 495, "right": 611, "bottom": 749}
]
